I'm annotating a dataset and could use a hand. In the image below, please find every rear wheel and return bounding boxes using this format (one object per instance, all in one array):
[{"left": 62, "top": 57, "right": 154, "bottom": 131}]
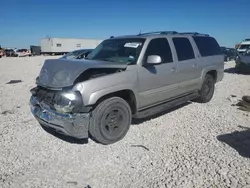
[
  {"left": 195, "top": 74, "right": 215, "bottom": 103},
  {"left": 89, "top": 97, "right": 132, "bottom": 145}
]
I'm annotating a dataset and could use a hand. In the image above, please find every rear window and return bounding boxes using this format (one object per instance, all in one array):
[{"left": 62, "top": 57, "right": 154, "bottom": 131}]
[{"left": 193, "top": 36, "right": 221, "bottom": 57}]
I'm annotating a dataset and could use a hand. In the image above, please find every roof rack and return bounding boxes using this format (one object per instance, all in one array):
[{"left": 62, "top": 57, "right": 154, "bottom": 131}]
[
  {"left": 137, "top": 31, "right": 178, "bottom": 36},
  {"left": 112, "top": 31, "right": 209, "bottom": 38},
  {"left": 179, "top": 32, "right": 210, "bottom": 36}
]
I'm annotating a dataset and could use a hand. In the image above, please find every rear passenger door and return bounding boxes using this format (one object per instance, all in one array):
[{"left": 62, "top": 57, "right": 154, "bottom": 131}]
[{"left": 171, "top": 37, "right": 202, "bottom": 93}]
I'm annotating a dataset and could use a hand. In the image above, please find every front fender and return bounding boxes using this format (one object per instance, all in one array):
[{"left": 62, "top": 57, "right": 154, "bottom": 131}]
[
  {"left": 88, "top": 85, "right": 138, "bottom": 105},
  {"left": 73, "top": 68, "right": 139, "bottom": 106}
]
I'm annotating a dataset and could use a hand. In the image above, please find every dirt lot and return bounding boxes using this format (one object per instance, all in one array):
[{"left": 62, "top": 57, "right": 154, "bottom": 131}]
[{"left": 0, "top": 56, "right": 250, "bottom": 188}]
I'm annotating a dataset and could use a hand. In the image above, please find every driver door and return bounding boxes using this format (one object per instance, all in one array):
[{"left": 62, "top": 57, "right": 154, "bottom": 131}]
[{"left": 137, "top": 38, "right": 181, "bottom": 109}]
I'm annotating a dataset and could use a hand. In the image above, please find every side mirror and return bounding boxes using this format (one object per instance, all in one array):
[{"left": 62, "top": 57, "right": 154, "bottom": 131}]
[{"left": 146, "top": 55, "right": 162, "bottom": 65}]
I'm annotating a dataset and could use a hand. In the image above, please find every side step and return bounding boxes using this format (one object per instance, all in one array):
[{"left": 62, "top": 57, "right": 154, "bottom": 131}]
[{"left": 133, "top": 92, "right": 199, "bottom": 119}]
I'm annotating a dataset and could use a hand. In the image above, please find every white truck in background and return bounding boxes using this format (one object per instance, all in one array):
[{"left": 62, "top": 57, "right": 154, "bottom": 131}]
[{"left": 237, "top": 40, "right": 250, "bottom": 55}]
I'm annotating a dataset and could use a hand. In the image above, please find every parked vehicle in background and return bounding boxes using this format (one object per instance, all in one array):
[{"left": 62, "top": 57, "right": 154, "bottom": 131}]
[
  {"left": 0, "top": 45, "right": 2, "bottom": 58},
  {"left": 30, "top": 31, "right": 224, "bottom": 145},
  {"left": 237, "top": 41, "right": 250, "bottom": 55},
  {"left": 243, "top": 38, "right": 250, "bottom": 42},
  {"left": 235, "top": 49, "right": 250, "bottom": 73},
  {"left": 60, "top": 49, "right": 93, "bottom": 60},
  {"left": 16, "top": 49, "right": 32, "bottom": 57},
  {"left": 30, "top": 45, "right": 41, "bottom": 56},
  {"left": 220, "top": 47, "right": 237, "bottom": 61},
  {"left": 5, "top": 49, "right": 18, "bottom": 57},
  {"left": 0, "top": 48, "right": 3, "bottom": 58}
]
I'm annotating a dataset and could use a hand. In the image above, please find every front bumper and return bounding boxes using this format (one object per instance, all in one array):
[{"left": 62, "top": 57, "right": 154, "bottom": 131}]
[
  {"left": 30, "top": 95, "right": 90, "bottom": 139},
  {"left": 237, "top": 63, "right": 250, "bottom": 73},
  {"left": 235, "top": 57, "right": 250, "bottom": 73}
]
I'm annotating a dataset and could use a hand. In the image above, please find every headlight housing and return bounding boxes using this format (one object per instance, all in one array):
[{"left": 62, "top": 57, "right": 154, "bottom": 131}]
[{"left": 54, "top": 91, "right": 83, "bottom": 113}]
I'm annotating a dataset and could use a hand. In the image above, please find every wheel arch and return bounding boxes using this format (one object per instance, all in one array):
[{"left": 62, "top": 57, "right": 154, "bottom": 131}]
[{"left": 88, "top": 88, "right": 138, "bottom": 115}]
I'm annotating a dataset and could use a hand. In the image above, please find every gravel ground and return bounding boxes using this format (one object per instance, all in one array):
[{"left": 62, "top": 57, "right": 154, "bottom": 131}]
[{"left": 0, "top": 56, "right": 250, "bottom": 188}]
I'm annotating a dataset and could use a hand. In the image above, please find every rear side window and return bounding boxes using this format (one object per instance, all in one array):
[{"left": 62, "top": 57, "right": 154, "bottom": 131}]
[
  {"left": 193, "top": 36, "right": 221, "bottom": 57},
  {"left": 145, "top": 38, "right": 173, "bottom": 63},
  {"left": 172, "top": 37, "right": 195, "bottom": 61}
]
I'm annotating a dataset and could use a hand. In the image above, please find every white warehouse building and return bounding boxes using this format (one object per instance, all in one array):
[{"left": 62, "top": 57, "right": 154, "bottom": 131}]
[{"left": 41, "top": 37, "right": 103, "bottom": 55}]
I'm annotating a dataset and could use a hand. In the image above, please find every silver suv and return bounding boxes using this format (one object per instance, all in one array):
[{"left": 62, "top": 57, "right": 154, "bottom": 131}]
[{"left": 30, "top": 31, "right": 224, "bottom": 144}]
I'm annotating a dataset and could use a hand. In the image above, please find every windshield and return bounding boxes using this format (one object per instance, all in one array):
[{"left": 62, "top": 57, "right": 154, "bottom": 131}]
[
  {"left": 87, "top": 38, "right": 146, "bottom": 64},
  {"left": 239, "top": 44, "right": 250, "bottom": 50},
  {"left": 62, "top": 50, "right": 87, "bottom": 59}
]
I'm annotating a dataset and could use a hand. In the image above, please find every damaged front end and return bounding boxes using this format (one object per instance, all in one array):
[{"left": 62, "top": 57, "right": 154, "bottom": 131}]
[
  {"left": 29, "top": 58, "right": 128, "bottom": 139},
  {"left": 29, "top": 86, "right": 91, "bottom": 139}
]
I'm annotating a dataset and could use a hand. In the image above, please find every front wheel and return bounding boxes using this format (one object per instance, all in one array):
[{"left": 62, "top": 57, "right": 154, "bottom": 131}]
[
  {"left": 195, "top": 74, "right": 215, "bottom": 103},
  {"left": 89, "top": 97, "right": 132, "bottom": 145}
]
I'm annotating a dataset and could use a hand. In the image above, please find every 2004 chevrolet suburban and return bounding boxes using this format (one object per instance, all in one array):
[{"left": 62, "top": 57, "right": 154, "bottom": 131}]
[{"left": 30, "top": 31, "right": 224, "bottom": 145}]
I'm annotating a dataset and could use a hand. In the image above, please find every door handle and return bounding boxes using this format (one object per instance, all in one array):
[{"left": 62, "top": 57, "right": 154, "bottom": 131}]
[{"left": 192, "top": 63, "right": 198, "bottom": 68}]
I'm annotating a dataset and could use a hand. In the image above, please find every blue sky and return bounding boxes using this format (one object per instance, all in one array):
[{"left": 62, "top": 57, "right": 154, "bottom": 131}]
[{"left": 1, "top": 0, "right": 250, "bottom": 48}]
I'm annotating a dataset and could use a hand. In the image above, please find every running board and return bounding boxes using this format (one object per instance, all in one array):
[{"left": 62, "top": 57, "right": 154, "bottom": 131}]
[{"left": 133, "top": 92, "right": 199, "bottom": 119}]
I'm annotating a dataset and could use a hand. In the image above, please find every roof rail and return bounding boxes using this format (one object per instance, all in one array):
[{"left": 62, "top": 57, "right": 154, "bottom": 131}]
[
  {"left": 137, "top": 31, "right": 178, "bottom": 36},
  {"left": 179, "top": 32, "right": 210, "bottom": 36}
]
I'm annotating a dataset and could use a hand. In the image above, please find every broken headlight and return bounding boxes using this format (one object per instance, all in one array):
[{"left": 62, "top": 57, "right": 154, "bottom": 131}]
[{"left": 54, "top": 91, "right": 83, "bottom": 113}]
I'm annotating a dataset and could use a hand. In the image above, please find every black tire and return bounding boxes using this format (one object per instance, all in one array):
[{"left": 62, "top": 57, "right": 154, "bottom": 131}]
[
  {"left": 89, "top": 97, "right": 132, "bottom": 145},
  {"left": 195, "top": 74, "right": 215, "bottom": 103}
]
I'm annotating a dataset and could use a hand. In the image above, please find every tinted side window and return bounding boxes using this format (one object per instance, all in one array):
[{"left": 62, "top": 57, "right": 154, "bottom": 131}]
[
  {"left": 193, "top": 36, "right": 221, "bottom": 57},
  {"left": 145, "top": 38, "right": 173, "bottom": 63},
  {"left": 172, "top": 37, "right": 195, "bottom": 61}
]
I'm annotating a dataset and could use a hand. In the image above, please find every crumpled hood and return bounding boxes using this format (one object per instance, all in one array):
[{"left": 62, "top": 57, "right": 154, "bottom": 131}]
[{"left": 37, "top": 59, "right": 127, "bottom": 88}]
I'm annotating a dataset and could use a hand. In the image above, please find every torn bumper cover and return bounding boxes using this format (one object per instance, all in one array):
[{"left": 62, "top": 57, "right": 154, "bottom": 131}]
[{"left": 30, "top": 95, "right": 90, "bottom": 139}]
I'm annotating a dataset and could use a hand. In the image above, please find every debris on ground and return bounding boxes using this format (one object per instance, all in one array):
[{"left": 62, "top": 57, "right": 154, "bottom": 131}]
[
  {"left": 242, "top": 95, "right": 250, "bottom": 103},
  {"left": 227, "top": 95, "right": 238, "bottom": 102},
  {"left": 6, "top": 80, "right": 23, "bottom": 84},
  {"left": 235, "top": 95, "right": 250, "bottom": 112},
  {"left": 131, "top": 144, "right": 150, "bottom": 151},
  {"left": 1, "top": 109, "right": 15, "bottom": 115},
  {"left": 66, "top": 181, "right": 78, "bottom": 185}
]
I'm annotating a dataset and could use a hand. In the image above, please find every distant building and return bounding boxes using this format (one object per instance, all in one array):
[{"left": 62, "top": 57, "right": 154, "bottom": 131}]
[{"left": 41, "top": 37, "right": 103, "bottom": 55}]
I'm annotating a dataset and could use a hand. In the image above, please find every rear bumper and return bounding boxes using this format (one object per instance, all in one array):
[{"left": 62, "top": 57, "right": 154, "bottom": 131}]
[{"left": 30, "top": 96, "right": 90, "bottom": 139}]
